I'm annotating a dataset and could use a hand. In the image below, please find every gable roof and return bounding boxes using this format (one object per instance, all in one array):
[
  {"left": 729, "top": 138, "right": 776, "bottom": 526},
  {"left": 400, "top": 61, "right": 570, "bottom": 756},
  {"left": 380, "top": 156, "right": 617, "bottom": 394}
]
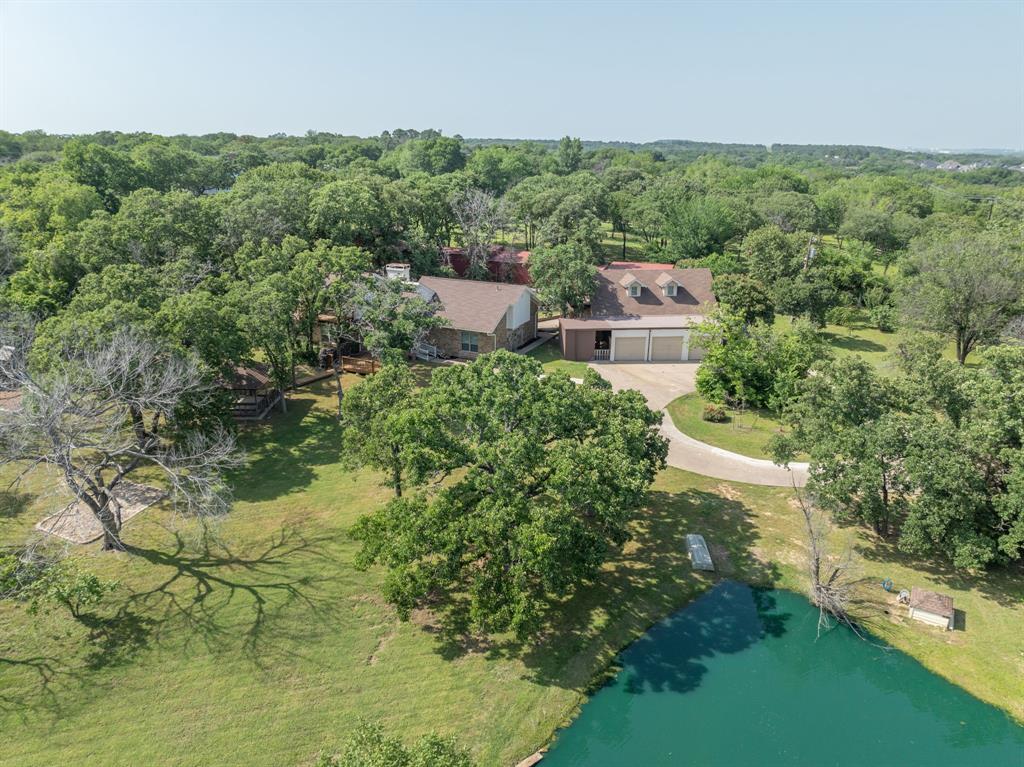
[
  {"left": 591, "top": 268, "right": 716, "bottom": 319},
  {"left": 418, "top": 276, "right": 532, "bottom": 333}
]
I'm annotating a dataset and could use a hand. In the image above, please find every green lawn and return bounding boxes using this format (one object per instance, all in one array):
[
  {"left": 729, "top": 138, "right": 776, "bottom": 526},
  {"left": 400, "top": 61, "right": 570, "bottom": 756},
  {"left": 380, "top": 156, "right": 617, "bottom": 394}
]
[
  {"left": 666, "top": 392, "right": 795, "bottom": 460},
  {"left": 1, "top": 380, "right": 1020, "bottom": 767},
  {"left": 774, "top": 312, "right": 974, "bottom": 374},
  {"left": 526, "top": 336, "right": 590, "bottom": 379}
]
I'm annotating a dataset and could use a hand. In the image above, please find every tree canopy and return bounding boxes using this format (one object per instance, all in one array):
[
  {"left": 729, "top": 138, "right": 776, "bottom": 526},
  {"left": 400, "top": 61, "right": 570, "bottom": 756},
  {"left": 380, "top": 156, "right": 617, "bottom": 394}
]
[{"left": 351, "top": 352, "right": 667, "bottom": 637}]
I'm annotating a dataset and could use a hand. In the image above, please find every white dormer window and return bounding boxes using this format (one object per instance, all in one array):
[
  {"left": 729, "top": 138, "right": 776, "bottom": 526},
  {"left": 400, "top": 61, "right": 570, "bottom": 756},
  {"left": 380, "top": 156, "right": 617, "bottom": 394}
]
[
  {"left": 629, "top": 284, "right": 642, "bottom": 297},
  {"left": 654, "top": 272, "right": 681, "bottom": 298}
]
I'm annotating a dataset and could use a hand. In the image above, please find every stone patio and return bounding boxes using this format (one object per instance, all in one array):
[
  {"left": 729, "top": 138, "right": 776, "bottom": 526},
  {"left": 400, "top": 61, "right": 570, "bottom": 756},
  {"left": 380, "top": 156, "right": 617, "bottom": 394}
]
[{"left": 35, "top": 482, "right": 166, "bottom": 544}]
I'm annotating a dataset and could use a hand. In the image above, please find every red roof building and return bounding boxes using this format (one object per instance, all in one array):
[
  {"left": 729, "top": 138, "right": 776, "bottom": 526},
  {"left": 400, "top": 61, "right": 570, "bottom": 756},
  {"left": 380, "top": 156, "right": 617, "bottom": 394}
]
[{"left": 442, "top": 246, "right": 531, "bottom": 285}]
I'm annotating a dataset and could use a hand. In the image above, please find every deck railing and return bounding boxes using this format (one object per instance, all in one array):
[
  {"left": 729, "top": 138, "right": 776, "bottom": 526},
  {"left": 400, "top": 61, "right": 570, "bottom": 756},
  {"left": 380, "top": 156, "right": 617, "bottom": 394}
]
[{"left": 592, "top": 348, "right": 611, "bottom": 361}]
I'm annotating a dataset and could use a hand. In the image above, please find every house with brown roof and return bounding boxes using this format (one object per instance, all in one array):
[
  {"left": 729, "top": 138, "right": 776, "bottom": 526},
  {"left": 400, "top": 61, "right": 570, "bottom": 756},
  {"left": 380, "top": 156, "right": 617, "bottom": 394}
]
[
  {"left": 418, "top": 276, "right": 538, "bottom": 359},
  {"left": 559, "top": 267, "right": 716, "bottom": 362}
]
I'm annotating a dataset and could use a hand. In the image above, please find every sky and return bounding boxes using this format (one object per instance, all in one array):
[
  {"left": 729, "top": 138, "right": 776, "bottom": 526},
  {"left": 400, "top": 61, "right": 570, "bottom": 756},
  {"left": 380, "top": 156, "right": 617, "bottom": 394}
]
[{"left": 1, "top": 1, "right": 1022, "bottom": 150}]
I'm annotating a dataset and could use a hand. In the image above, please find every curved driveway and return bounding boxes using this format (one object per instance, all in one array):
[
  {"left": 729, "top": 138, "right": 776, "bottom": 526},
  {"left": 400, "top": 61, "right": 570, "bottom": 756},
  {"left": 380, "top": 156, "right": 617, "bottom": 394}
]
[{"left": 590, "top": 362, "right": 808, "bottom": 487}]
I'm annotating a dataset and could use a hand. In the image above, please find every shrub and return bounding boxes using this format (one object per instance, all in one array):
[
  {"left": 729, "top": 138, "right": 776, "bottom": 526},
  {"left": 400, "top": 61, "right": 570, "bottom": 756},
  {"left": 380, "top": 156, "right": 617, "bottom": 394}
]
[
  {"left": 702, "top": 404, "right": 728, "bottom": 422},
  {"left": 870, "top": 304, "right": 897, "bottom": 332},
  {"left": 825, "top": 306, "right": 854, "bottom": 327},
  {"left": 317, "top": 720, "right": 474, "bottom": 767}
]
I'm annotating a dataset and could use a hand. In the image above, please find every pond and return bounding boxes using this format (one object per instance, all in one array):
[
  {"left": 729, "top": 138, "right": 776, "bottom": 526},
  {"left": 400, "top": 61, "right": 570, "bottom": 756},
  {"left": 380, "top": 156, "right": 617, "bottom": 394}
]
[{"left": 542, "top": 582, "right": 1024, "bottom": 767}]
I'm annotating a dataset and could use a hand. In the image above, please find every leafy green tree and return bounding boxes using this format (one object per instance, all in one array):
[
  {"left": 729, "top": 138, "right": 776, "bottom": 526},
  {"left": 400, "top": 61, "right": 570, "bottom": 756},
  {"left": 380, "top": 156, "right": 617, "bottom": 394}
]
[
  {"left": 352, "top": 353, "right": 667, "bottom": 637},
  {"left": 216, "top": 161, "right": 324, "bottom": 252},
  {"left": 61, "top": 140, "right": 142, "bottom": 211},
  {"left": 289, "top": 241, "right": 370, "bottom": 356},
  {"left": 775, "top": 348, "right": 1024, "bottom": 569},
  {"left": 754, "top": 191, "right": 819, "bottom": 232},
  {"left": 327, "top": 274, "right": 446, "bottom": 357},
  {"left": 316, "top": 720, "right": 473, "bottom": 767},
  {"left": 900, "top": 229, "right": 1023, "bottom": 364},
  {"left": 233, "top": 277, "right": 299, "bottom": 402},
  {"left": 309, "top": 173, "right": 407, "bottom": 261},
  {"left": 772, "top": 358, "right": 911, "bottom": 536},
  {"left": 740, "top": 224, "right": 802, "bottom": 286},
  {"left": 711, "top": 273, "right": 774, "bottom": 324},
  {"left": 664, "top": 195, "right": 737, "bottom": 261},
  {"left": 340, "top": 358, "right": 416, "bottom": 495},
  {"left": 695, "top": 313, "right": 827, "bottom": 410},
  {"left": 390, "top": 136, "right": 466, "bottom": 176},
  {"left": 26, "top": 559, "right": 118, "bottom": 620},
  {"left": 529, "top": 244, "right": 596, "bottom": 317},
  {"left": 556, "top": 135, "right": 584, "bottom": 174}
]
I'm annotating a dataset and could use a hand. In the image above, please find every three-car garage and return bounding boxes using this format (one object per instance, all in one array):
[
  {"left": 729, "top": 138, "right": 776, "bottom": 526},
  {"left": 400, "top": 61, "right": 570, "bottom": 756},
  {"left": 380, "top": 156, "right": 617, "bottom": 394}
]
[{"left": 559, "top": 317, "right": 708, "bottom": 363}]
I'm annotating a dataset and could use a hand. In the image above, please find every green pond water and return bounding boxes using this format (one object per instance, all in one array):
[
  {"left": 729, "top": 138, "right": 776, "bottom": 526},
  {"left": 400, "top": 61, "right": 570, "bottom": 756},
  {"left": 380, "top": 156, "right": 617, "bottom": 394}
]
[{"left": 542, "top": 582, "right": 1024, "bottom": 767}]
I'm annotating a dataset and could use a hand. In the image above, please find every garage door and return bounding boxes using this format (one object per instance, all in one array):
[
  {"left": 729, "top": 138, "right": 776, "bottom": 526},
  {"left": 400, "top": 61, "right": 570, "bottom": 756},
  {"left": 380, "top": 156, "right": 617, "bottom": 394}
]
[
  {"left": 650, "top": 335, "right": 685, "bottom": 361},
  {"left": 613, "top": 336, "right": 647, "bottom": 361}
]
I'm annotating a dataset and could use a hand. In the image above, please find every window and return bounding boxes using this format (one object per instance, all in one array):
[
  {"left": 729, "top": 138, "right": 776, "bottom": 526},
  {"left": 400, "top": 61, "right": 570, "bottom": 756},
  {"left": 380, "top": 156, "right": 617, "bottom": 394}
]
[
  {"left": 460, "top": 331, "right": 479, "bottom": 353},
  {"left": 629, "top": 284, "right": 641, "bottom": 297},
  {"left": 664, "top": 284, "right": 677, "bottom": 297}
]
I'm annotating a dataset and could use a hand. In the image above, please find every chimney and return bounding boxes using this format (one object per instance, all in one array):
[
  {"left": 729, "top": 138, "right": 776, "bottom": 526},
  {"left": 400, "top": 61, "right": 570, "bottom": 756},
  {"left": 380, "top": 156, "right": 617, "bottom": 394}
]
[{"left": 385, "top": 263, "right": 412, "bottom": 282}]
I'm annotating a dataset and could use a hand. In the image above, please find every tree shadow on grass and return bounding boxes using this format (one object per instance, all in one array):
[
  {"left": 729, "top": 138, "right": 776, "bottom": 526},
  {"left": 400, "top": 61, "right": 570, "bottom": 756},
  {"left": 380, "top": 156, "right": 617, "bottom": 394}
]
[
  {"left": 424, "top": 488, "right": 783, "bottom": 695},
  {"left": 76, "top": 609, "right": 156, "bottom": 671},
  {"left": 0, "top": 654, "right": 82, "bottom": 720},
  {"left": 121, "top": 525, "right": 338, "bottom": 666},
  {"left": 824, "top": 332, "right": 887, "bottom": 355},
  {"left": 855, "top": 536, "right": 1024, "bottom": 610},
  {"left": 0, "top": 489, "right": 33, "bottom": 519},
  {"left": 230, "top": 389, "right": 343, "bottom": 503}
]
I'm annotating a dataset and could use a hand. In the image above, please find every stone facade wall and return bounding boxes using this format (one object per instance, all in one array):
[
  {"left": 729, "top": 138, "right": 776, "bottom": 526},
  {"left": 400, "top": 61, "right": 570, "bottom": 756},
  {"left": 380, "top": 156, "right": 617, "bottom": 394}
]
[{"left": 425, "top": 299, "right": 537, "bottom": 359}]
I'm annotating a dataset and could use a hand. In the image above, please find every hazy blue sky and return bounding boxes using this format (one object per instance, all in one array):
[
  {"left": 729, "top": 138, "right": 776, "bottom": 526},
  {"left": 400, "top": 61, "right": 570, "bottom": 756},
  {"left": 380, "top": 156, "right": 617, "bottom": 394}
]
[{"left": 2, "top": 1, "right": 1021, "bottom": 149}]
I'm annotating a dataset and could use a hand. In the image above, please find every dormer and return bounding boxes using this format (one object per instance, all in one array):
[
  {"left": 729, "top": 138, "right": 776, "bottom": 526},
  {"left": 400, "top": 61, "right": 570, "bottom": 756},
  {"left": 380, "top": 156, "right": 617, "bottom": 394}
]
[
  {"left": 619, "top": 273, "right": 642, "bottom": 297},
  {"left": 655, "top": 272, "right": 681, "bottom": 297}
]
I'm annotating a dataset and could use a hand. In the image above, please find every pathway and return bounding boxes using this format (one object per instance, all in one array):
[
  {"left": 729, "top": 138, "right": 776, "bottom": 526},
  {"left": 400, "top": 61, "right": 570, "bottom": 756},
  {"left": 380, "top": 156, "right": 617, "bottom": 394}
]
[{"left": 590, "top": 362, "right": 808, "bottom": 487}]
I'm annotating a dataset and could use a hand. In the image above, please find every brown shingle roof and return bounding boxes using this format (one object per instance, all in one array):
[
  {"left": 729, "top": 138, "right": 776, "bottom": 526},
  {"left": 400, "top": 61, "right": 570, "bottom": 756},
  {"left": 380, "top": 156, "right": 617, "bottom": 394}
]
[
  {"left": 418, "top": 276, "right": 532, "bottom": 334},
  {"left": 221, "top": 364, "right": 273, "bottom": 391},
  {"left": 909, "top": 588, "right": 954, "bottom": 618},
  {"left": 591, "top": 268, "right": 716, "bottom": 318}
]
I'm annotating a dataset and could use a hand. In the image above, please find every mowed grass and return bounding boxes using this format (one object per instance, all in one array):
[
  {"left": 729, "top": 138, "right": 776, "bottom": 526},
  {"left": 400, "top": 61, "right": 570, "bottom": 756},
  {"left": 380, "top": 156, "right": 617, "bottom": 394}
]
[
  {"left": 526, "top": 336, "right": 590, "bottom": 379},
  {"left": 0, "top": 380, "right": 1021, "bottom": 767},
  {"left": 774, "top": 311, "right": 976, "bottom": 374},
  {"left": 666, "top": 392, "right": 797, "bottom": 460}
]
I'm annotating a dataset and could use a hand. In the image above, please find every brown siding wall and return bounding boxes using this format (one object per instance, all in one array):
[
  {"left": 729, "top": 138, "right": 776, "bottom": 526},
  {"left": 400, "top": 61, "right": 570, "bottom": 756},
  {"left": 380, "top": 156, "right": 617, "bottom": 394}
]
[{"left": 563, "top": 329, "right": 596, "bottom": 361}]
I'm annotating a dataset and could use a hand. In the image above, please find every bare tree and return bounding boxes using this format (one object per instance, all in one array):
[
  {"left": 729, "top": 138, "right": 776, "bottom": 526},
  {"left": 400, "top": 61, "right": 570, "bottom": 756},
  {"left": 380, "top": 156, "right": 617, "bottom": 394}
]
[
  {"left": 450, "top": 189, "right": 505, "bottom": 279},
  {"left": 796, "top": 490, "right": 867, "bottom": 637},
  {"left": 0, "top": 323, "right": 241, "bottom": 551}
]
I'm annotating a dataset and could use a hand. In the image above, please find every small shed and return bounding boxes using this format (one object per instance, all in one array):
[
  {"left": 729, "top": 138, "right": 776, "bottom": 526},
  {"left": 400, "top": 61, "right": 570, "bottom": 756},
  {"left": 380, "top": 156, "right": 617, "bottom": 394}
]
[
  {"left": 908, "top": 587, "right": 954, "bottom": 630},
  {"left": 686, "top": 533, "right": 715, "bottom": 572},
  {"left": 220, "top": 364, "right": 282, "bottom": 420}
]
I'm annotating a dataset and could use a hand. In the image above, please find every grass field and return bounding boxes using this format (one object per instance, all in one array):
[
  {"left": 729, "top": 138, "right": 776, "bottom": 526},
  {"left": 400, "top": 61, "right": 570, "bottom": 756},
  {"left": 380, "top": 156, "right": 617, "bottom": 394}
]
[
  {"left": 526, "top": 336, "right": 590, "bottom": 379},
  {"left": 774, "top": 311, "right": 975, "bottom": 374},
  {"left": 666, "top": 392, "right": 793, "bottom": 460},
  {"left": 1, "top": 380, "right": 1020, "bottom": 767}
]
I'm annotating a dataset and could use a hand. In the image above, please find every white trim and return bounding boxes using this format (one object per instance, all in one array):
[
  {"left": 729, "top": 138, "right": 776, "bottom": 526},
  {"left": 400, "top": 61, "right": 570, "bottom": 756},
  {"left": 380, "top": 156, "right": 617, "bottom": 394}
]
[
  {"left": 610, "top": 329, "right": 651, "bottom": 361},
  {"left": 649, "top": 330, "right": 689, "bottom": 362}
]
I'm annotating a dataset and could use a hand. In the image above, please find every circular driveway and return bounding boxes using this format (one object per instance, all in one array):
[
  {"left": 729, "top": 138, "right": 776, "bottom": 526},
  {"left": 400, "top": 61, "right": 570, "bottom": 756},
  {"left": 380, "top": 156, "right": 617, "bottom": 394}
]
[{"left": 590, "top": 362, "right": 808, "bottom": 487}]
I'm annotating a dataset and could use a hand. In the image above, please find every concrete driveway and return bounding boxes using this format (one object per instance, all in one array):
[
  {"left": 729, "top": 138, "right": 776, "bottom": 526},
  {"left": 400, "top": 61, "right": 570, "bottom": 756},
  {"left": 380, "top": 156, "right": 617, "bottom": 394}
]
[{"left": 589, "top": 362, "right": 808, "bottom": 487}]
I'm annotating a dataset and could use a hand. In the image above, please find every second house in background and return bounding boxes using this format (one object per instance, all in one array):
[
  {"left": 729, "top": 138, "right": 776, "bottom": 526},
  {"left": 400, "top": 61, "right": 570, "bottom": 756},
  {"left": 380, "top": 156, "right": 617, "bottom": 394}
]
[
  {"left": 559, "top": 263, "right": 717, "bottom": 363},
  {"left": 419, "top": 275, "right": 538, "bottom": 359}
]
